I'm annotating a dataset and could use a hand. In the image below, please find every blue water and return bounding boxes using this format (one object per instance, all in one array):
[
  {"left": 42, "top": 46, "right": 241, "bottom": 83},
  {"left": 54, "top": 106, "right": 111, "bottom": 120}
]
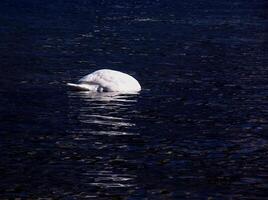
[{"left": 1, "top": 0, "right": 268, "bottom": 199}]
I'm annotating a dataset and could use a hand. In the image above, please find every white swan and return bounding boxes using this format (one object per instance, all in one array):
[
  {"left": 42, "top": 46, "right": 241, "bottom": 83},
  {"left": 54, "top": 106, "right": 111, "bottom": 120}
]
[{"left": 67, "top": 69, "right": 141, "bottom": 92}]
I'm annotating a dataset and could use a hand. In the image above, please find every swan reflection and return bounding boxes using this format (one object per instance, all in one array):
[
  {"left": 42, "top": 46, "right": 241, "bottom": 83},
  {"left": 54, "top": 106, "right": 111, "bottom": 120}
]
[
  {"left": 65, "top": 91, "right": 139, "bottom": 190},
  {"left": 67, "top": 91, "right": 138, "bottom": 136},
  {"left": 69, "top": 91, "right": 139, "bottom": 102}
]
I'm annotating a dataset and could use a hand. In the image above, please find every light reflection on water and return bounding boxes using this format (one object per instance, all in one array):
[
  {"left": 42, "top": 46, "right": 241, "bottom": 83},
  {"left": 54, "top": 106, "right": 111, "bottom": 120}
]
[
  {"left": 63, "top": 91, "right": 139, "bottom": 191},
  {"left": 67, "top": 91, "right": 139, "bottom": 135}
]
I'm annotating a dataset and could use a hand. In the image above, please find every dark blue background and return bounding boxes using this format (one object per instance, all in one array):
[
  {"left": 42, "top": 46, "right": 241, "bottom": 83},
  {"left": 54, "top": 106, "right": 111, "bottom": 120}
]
[{"left": 0, "top": 0, "right": 268, "bottom": 199}]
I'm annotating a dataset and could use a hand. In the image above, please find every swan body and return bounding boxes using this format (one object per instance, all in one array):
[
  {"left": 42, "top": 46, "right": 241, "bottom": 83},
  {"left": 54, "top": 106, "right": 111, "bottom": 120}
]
[{"left": 67, "top": 69, "right": 141, "bottom": 92}]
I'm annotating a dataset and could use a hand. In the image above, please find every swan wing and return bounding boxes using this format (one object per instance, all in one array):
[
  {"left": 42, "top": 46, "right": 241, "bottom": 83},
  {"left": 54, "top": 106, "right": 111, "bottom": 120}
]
[{"left": 78, "top": 69, "right": 141, "bottom": 92}]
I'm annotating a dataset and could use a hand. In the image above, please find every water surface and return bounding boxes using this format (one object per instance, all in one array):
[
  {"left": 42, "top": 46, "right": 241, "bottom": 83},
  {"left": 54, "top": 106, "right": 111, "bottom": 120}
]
[{"left": 0, "top": 0, "right": 268, "bottom": 199}]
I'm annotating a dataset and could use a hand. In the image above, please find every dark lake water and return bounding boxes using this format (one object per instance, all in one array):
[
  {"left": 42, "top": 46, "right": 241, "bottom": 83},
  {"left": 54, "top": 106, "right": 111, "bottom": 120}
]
[{"left": 1, "top": 0, "right": 268, "bottom": 199}]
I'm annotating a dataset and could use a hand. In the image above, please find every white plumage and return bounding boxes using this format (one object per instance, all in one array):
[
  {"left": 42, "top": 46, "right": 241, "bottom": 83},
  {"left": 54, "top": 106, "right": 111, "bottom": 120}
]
[{"left": 67, "top": 69, "right": 141, "bottom": 92}]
